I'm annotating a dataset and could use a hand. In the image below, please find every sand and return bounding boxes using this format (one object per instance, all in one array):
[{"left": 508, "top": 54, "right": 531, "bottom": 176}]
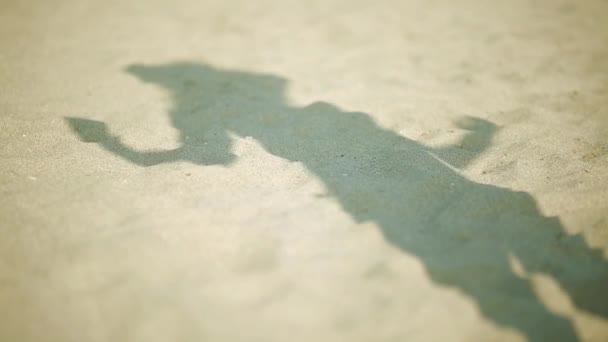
[{"left": 1, "top": 0, "right": 607, "bottom": 341}]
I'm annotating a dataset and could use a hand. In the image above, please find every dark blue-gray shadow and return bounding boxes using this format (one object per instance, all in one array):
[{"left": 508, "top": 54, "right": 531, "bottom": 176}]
[{"left": 66, "top": 62, "right": 608, "bottom": 342}]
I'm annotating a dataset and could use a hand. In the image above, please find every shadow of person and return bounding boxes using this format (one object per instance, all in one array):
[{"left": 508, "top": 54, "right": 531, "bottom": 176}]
[{"left": 66, "top": 62, "right": 608, "bottom": 341}]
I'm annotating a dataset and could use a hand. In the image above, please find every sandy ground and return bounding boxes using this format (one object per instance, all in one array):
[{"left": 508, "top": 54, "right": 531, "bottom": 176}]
[{"left": 1, "top": 0, "right": 608, "bottom": 341}]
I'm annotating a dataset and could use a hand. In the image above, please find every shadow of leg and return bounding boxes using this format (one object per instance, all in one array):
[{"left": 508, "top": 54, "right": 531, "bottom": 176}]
[
  {"left": 427, "top": 258, "right": 579, "bottom": 342},
  {"left": 514, "top": 217, "right": 608, "bottom": 318}
]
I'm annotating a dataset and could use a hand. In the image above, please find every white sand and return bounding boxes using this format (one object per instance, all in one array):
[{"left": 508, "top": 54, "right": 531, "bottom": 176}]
[{"left": 1, "top": 0, "right": 607, "bottom": 341}]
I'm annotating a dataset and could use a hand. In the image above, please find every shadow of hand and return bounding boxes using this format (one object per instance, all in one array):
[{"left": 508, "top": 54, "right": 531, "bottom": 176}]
[
  {"left": 65, "top": 117, "right": 110, "bottom": 143},
  {"left": 453, "top": 116, "right": 498, "bottom": 133}
]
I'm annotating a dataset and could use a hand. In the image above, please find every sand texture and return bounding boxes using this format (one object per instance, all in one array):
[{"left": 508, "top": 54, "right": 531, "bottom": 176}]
[{"left": 1, "top": 0, "right": 608, "bottom": 341}]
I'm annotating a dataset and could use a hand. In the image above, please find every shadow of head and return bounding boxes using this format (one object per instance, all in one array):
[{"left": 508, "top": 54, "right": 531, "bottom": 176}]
[
  {"left": 124, "top": 62, "right": 289, "bottom": 106},
  {"left": 121, "top": 62, "right": 296, "bottom": 166}
]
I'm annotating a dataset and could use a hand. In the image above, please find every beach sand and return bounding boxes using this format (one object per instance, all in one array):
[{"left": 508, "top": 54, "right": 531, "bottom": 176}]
[{"left": 1, "top": 0, "right": 607, "bottom": 341}]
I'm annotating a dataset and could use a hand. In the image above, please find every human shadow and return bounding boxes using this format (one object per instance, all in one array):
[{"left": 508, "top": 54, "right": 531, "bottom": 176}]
[{"left": 66, "top": 62, "right": 608, "bottom": 341}]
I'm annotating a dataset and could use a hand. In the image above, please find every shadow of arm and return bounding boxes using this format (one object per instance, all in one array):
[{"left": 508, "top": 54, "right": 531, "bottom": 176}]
[
  {"left": 99, "top": 135, "right": 182, "bottom": 166},
  {"left": 65, "top": 117, "right": 181, "bottom": 166},
  {"left": 430, "top": 116, "right": 498, "bottom": 169}
]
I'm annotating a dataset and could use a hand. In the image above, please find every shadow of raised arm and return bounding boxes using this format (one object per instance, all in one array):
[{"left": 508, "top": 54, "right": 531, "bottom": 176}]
[
  {"left": 65, "top": 117, "right": 182, "bottom": 166},
  {"left": 429, "top": 116, "right": 499, "bottom": 169}
]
